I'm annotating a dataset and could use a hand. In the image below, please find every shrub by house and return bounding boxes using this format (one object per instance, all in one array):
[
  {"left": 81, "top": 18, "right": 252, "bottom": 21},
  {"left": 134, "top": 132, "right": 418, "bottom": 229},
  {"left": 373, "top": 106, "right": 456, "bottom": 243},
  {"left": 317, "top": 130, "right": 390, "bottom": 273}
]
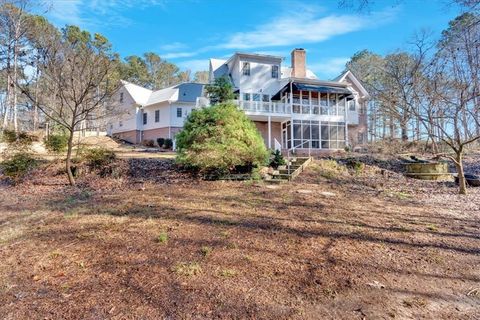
[{"left": 175, "top": 102, "right": 268, "bottom": 176}]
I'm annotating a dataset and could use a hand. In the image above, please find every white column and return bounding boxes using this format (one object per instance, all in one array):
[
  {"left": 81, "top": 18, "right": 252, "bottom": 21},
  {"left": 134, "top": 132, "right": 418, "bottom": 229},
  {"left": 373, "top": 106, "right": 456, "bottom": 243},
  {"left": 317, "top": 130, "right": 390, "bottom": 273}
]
[
  {"left": 268, "top": 115, "right": 272, "bottom": 149},
  {"left": 290, "top": 119, "right": 294, "bottom": 150},
  {"left": 345, "top": 98, "right": 349, "bottom": 147}
]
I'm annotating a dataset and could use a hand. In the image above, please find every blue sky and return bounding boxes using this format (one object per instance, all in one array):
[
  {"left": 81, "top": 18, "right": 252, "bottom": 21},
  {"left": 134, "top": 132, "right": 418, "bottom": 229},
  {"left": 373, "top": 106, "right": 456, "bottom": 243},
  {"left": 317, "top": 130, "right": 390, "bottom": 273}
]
[{"left": 45, "top": 0, "right": 462, "bottom": 80}]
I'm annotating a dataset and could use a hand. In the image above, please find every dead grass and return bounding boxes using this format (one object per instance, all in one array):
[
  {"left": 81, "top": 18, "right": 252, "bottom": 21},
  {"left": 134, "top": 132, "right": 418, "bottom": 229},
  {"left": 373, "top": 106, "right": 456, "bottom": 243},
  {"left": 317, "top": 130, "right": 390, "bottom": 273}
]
[{"left": 0, "top": 157, "right": 479, "bottom": 319}]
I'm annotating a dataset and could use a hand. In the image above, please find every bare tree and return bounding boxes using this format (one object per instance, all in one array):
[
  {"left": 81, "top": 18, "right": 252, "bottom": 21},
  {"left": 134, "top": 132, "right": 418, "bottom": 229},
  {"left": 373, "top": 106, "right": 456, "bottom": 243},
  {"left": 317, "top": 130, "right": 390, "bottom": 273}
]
[
  {"left": 412, "top": 14, "right": 480, "bottom": 194},
  {"left": 18, "top": 25, "right": 118, "bottom": 185},
  {"left": 0, "top": 0, "right": 31, "bottom": 132}
]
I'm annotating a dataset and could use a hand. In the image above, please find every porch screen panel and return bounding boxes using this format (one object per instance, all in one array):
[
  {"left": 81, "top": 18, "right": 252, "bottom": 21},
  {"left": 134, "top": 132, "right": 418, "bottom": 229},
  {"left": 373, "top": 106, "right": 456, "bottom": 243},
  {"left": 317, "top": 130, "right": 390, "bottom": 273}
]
[
  {"left": 320, "top": 93, "right": 328, "bottom": 115},
  {"left": 338, "top": 96, "right": 346, "bottom": 115},
  {"left": 319, "top": 122, "right": 346, "bottom": 149},
  {"left": 329, "top": 94, "right": 337, "bottom": 115},
  {"left": 321, "top": 123, "right": 329, "bottom": 149},
  {"left": 311, "top": 121, "right": 320, "bottom": 148},
  {"left": 293, "top": 120, "right": 301, "bottom": 147}
]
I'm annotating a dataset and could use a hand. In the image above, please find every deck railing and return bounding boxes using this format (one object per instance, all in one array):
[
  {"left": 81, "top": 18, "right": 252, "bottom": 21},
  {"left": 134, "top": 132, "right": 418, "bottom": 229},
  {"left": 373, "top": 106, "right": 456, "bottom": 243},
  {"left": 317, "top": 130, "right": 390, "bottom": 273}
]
[
  {"left": 235, "top": 99, "right": 347, "bottom": 117},
  {"left": 234, "top": 100, "right": 291, "bottom": 114}
]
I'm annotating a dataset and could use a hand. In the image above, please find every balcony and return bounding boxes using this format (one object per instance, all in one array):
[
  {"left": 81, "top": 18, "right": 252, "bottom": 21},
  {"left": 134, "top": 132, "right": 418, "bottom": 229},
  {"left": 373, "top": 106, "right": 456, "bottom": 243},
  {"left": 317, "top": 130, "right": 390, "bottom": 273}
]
[
  {"left": 234, "top": 100, "right": 291, "bottom": 115},
  {"left": 234, "top": 97, "right": 354, "bottom": 123}
]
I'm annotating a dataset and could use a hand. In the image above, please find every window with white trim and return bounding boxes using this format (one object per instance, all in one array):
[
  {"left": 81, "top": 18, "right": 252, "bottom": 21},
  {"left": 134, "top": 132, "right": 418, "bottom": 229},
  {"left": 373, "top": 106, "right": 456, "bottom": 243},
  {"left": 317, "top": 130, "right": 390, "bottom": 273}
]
[
  {"left": 176, "top": 107, "right": 182, "bottom": 118},
  {"left": 271, "top": 65, "right": 279, "bottom": 78},
  {"left": 120, "top": 92, "right": 124, "bottom": 103},
  {"left": 155, "top": 110, "right": 160, "bottom": 123},
  {"left": 143, "top": 112, "right": 147, "bottom": 125},
  {"left": 242, "top": 62, "right": 250, "bottom": 76},
  {"left": 243, "top": 93, "right": 251, "bottom": 101}
]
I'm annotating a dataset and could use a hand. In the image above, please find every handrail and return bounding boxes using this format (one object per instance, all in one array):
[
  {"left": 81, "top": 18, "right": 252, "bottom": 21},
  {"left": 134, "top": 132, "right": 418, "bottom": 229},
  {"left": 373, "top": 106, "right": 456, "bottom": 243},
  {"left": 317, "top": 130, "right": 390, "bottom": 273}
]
[{"left": 287, "top": 140, "right": 312, "bottom": 175}]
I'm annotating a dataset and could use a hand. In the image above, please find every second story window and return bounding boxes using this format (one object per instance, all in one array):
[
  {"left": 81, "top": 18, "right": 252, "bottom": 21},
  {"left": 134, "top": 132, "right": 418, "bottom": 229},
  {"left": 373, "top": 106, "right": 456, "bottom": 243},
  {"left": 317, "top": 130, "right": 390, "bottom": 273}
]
[
  {"left": 120, "top": 92, "right": 124, "bottom": 103},
  {"left": 253, "top": 93, "right": 261, "bottom": 101},
  {"left": 143, "top": 112, "right": 147, "bottom": 125},
  {"left": 271, "top": 65, "right": 279, "bottom": 79},
  {"left": 242, "top": 62, "right": 250, "bottom": 76},
  {"left": 177, "top": 107, "right": 182, "bottom": 118},
  {"left": 155, "top": 110, "right": 160, "bottom": 122},
  {"left": 262, "top": 94, "right": 269, "bottom": 102},
  {"left": 119, "top": 121, "right": 123, "bottom": 127},
  {"left": 243, "top": 93, "right": 251, "bottom": 101}
]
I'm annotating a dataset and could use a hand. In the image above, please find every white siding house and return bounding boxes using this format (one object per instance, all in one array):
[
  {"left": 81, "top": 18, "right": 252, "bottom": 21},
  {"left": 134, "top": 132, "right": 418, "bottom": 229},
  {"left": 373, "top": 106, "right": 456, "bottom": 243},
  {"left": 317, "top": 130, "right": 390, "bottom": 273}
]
[
  {"left": 108, "top": 48, "right": 369, "bottom": 150},
  {"left": 107, "top": 82, "right": 205, "bottom": 144}
]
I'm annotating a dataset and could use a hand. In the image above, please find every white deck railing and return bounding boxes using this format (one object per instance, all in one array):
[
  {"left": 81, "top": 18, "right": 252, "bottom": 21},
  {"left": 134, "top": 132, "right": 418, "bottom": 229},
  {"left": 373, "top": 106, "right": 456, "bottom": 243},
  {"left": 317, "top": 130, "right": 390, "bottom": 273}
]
[
  {"left": 235, "top": 100, "right": 347, "bottom": 118},
  {"left": 234, "top": 100, "right": 291, "bottom": 114}
]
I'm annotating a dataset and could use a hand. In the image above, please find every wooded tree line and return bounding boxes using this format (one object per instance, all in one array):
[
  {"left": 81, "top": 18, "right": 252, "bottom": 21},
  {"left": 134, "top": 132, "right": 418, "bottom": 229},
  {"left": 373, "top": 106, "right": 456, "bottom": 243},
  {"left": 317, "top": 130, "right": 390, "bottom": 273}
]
[
  {"left": 345, "top": 9, "right": 480, "bottom": 193},
  {"left": 0, "top": 0, "right": 208, "bottom": 133},
  {"left": 0, "top": 0, "right": 208, "bottom": 185},
  {"left": 346, "top": 12, "right": 479, "bottom": 147}
]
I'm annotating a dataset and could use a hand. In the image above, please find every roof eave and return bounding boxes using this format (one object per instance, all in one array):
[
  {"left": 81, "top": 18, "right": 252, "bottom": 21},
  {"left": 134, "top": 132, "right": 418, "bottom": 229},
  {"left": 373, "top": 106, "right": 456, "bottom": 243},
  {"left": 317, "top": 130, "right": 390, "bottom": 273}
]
[{"left": 289, "top": 77, "right": 349, "bottom": 88}]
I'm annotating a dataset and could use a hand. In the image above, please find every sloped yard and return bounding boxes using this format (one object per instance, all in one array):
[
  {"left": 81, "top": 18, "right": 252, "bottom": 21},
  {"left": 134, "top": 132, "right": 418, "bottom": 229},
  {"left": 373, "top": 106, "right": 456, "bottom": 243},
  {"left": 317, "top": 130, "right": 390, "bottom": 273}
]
[{"left": 0, "top": 157, "right": 479, "bottom": 319}]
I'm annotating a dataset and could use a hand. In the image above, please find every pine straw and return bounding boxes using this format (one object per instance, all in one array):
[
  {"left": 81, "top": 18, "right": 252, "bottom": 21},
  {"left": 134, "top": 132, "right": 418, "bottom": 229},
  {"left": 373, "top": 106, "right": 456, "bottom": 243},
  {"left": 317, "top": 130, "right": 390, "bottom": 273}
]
[{"left": 0, "top": 155, "right": 479, "bottom": 319}]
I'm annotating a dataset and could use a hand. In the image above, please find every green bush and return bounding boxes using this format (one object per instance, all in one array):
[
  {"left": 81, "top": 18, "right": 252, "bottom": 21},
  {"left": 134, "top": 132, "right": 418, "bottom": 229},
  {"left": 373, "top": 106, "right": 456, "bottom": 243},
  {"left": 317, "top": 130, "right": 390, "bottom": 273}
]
[
  {"left": 164, "top": 138, "right": 173, "bottom": 149},
  {"left": 157, "top": 138, "right": 165, "bottom": 148},
  {"left": 0, "top": 152, "right": 38, "bottom": 181},
  {"left": 176, "top": 102, "right": 268, "bottom": 175},
  {"left": 82, "top": 148, "right": 116, "bottom": 169},
  {"left": 269, "top": 150, "right": 286, "bottom": 169},
  {"left": 44, "top": 133, "right": 69, "bottom": 153}
]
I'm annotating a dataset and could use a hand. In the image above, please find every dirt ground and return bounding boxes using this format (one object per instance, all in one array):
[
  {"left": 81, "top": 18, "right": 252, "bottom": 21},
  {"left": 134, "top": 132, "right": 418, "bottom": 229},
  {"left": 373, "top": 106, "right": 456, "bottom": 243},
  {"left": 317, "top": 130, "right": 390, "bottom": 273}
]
[{"left": 0, "top": 155, "right": 479, "bottom": 319}]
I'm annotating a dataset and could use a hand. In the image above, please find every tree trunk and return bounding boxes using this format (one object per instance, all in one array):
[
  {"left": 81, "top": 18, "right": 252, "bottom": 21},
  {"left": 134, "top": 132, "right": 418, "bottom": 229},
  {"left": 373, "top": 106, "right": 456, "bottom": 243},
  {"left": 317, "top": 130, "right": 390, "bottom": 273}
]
[
  {"left": 33, "top": 55, "right": 40, "bottom": 131},
  {"left": 400, "top": 122, "right": 408, "bottom": 142},
  {"left": 12, "top": 24, "right": 19, "bottom": 133},
  {"left": 389, "top": 116, "right": 395, "bottom": 139},
  {"left": 66, "top": 130, "right": 76, "bottom": 186},
  {"left": 455, "top": 151, "right": 467, "bottom": 195},
  {"left": 2, "top": 55, "right": 11, "bottom": 130}
]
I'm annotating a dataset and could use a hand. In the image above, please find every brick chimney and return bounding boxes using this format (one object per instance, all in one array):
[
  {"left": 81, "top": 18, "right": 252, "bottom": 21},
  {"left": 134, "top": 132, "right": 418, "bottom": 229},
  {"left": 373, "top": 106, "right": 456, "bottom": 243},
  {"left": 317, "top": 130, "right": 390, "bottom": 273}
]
[{"left": 291, "top": 48, "right": 306, "bottom": 78}]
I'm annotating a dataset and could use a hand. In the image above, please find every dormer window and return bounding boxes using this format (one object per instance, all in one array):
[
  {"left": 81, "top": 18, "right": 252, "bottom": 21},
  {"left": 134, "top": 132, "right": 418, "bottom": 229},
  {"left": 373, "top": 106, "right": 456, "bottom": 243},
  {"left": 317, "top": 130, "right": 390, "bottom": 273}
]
[
  {"left": 120, "top": 92, "right": 124, "bottom": 103},
  {"left": 242, "top": 62, "right": 250, "bottom": 76},
  {"left": 272, "top": 65, "right": 279, "bottom": 79}
]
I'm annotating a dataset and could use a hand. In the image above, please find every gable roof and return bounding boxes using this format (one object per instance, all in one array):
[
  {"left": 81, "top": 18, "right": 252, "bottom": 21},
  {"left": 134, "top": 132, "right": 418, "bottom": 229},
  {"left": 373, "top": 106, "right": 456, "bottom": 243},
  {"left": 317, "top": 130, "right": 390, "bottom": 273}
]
[
  {"left": 281, "top": 67, "right": 318, "bottom": 79},
  {"left": 177, "top": 83, "right": 204, "bottom": 102},
  {"left": 120, "top": 80, "right": 152, "bottom": 106},
  {"left": 333, "top": 70, "right": 370, "bottom": 99},
  {"left": 120, "top": 81, "right": 205, "bottom": 107}
]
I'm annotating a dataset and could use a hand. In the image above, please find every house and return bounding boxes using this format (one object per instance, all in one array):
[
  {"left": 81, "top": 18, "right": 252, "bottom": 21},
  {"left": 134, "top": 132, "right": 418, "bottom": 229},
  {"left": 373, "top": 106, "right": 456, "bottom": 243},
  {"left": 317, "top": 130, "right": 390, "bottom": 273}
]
[
  {"left": 107, "top": 81, "right": 207, "bottom": 144},
  {"left": 108, "top": 48, "right": 369, "bottom": 150},
  {"left": 211, "top": 49, "right": 369, "bottom": 151}
]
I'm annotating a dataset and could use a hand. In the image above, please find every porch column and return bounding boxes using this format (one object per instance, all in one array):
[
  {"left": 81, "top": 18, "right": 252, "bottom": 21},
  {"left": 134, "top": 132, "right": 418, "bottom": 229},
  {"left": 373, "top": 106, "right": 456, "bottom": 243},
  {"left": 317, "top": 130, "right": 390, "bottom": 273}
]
[
  {"left": 268, "top": 115, "right": 272, "bottom": 149},
  {"left": 345, "top": 99, "right": 349, "bottom": 147},
  {"left": 290, "top": 119, "right": 294, "bottom": 151}
]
